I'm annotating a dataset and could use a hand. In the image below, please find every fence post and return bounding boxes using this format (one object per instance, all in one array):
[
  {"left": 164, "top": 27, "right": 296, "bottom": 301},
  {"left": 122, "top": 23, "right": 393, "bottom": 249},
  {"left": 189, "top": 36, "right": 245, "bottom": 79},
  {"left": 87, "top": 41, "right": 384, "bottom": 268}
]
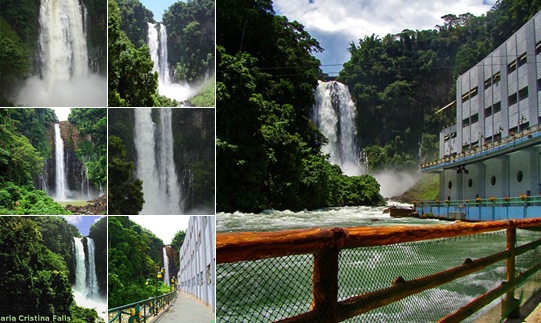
[
  {"left": 502, "top": 227, "right": 520, "bottom": 318},
  {"left": 312, "top": 248, "right": 339, "bottom": 322}
]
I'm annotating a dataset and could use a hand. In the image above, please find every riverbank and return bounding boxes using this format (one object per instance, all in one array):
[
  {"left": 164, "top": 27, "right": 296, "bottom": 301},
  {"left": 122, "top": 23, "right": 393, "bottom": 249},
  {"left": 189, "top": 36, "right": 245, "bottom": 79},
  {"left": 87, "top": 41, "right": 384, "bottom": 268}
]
[{"left": 64, "top": 195, "right": 107, "bottom": 215}]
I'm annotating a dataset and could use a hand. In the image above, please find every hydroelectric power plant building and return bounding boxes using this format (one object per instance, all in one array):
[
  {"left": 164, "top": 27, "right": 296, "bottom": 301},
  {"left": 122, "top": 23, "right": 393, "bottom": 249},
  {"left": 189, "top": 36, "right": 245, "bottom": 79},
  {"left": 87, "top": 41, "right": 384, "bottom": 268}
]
[
  {"left": 177, "top": 216, "right": 216, "bottom": 311},
  {"left": 419, "top": 10, "right": 541, "bottom": 220}
]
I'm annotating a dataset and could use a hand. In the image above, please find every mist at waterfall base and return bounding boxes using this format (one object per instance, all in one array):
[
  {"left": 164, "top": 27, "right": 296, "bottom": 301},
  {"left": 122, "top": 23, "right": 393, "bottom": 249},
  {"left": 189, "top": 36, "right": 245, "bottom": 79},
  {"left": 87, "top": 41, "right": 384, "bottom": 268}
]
[
  {"left": 148, "top": 22, "right": 195, "bottom": 102},
  {"left": 312, "top": 80, "right": 419, "bottom": 198},
  {"left": 134, "top": 108, "right": 184, "bottom": 215},
  {"left": 73, "top": 237, "right": 106, "bottom": 321},
  {"left": 14, "top": 0, "right": 106, "bottom": 107}
]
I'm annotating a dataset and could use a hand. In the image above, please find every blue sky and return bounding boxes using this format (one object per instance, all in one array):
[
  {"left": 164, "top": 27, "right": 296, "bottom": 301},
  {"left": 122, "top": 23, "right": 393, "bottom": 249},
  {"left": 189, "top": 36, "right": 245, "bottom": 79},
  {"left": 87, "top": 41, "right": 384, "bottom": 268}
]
[
  {"left": 274, "top": 0, "right": 497, "bottom": 75},
  {"left": 63, "top": 216, "right": 104, "bottom": 236},
  {"left": 140, "top": 0, "right": 186, "bottom": 22}
]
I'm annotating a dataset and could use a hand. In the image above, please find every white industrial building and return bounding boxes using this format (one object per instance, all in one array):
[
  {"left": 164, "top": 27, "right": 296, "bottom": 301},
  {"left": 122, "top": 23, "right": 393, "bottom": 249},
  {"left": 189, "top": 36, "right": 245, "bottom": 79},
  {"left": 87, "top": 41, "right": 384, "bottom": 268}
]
[
  {"left": 177, "top": 216, "right": 216, "bottom": 311},
  {"left": 423, "top": 10, "right": 541, "bottom": 202}
]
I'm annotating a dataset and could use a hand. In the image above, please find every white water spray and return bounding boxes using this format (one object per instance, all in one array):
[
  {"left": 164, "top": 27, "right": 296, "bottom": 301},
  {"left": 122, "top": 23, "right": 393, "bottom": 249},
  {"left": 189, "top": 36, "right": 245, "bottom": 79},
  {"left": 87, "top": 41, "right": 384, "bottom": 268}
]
[
  {"left": 86, "top": 238, "right": 99, "bottom": 297},
  {"left": 312, "top": 80, "right": 362, "bottom": 175},
  {"left": 73, "top": 238, "right": 87, "bottom": 292},
  {"left": 15, "top": 0, "right": 106, "bottom": 106},
  {"left": 73, "top": 237, "right": 105, "bottom": 320},
  {"left": 147, "top": 22, "right": 193, "bottom": 102},
  {"left": 54, "top": 124, "right": 68, "bottom": 200},
  {"left": 134, "top": 108, "right": 183, "bottom": 214}
]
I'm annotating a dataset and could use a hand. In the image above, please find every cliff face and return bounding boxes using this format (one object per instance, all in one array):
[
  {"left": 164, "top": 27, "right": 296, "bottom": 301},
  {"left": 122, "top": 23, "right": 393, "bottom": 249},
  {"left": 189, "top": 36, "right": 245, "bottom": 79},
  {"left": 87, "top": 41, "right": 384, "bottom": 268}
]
[{"left": 36, "top": 121, "right": 97, "bottom": 200}]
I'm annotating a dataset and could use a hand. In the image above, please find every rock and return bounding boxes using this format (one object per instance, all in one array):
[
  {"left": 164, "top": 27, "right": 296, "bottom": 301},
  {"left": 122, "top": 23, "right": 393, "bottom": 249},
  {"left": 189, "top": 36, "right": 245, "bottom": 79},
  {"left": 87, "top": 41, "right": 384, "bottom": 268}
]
[{"left": 64, "top": 195, "right": 107, "bottom": 215}]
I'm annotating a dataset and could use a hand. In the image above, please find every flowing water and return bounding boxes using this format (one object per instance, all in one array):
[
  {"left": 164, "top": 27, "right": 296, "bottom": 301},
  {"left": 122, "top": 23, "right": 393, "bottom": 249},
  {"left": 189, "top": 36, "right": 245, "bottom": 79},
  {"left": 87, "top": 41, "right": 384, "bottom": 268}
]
[
  {"left": 73, "top": 237, "right": 106, "bottom": 321},
  {"left": 134, "top": 108, "right": 183, "bottom": 214},
  {"left": 163, "top": 247, "right": 170, "bottom": 285},
  {"left": 54, "top": 124, "right": 67, "bottom": 201},
  {"left": 217, "top": 206, "right": 540, "bottom": 322},
  {"left": 147, "top": 22, "right": 194, "bottom": 102},
  {"left": 15, "top": 0, "right": 105, "bottom": 106},
  {"left": 312, "top": 80, "right": 362, "bottom": 176}
]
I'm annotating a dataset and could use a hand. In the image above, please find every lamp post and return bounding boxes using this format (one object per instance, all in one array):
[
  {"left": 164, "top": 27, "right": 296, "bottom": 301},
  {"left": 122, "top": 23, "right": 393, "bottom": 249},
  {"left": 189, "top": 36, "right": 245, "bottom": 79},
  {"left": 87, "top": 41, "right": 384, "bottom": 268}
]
[
  {"left": 145, "top": 267, "right": 165, "bottom": 316},
  {"left": 170, "top": 277, "right": 177, "bottom": 293}
]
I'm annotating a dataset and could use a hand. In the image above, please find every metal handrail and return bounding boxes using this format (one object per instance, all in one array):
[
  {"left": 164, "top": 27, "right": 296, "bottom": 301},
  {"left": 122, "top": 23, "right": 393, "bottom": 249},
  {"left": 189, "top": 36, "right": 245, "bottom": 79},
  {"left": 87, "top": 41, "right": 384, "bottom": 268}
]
[
  {"left": 108, "top": 290, "right": 177, "bottom": 323},
  {"left": 217, "top": 218, "right": 541, "bottom": 322}
]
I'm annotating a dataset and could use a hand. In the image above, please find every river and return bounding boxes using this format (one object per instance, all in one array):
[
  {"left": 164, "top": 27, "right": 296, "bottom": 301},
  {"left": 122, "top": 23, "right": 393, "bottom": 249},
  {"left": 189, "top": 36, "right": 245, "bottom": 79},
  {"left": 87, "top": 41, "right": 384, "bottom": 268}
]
[{"left": 216, "top": 203, "right": 539, "bottom": 322}]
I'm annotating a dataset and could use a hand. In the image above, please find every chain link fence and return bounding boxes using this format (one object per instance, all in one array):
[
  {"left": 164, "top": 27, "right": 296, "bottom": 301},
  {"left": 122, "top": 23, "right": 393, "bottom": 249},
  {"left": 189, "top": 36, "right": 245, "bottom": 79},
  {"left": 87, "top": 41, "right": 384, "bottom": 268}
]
[{"left": 216, "top": 221, "right": 541, "bottom": 322}]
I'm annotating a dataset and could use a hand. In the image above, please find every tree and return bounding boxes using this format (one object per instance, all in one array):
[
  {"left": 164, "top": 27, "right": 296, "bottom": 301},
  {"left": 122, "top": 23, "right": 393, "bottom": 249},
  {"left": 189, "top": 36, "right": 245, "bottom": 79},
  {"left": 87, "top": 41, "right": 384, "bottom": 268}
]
[
  {"left": 170, "top": 230, "right": 186, "bottom": 252},
  {"left": 108, "top": 135, "right": 144, "bottom": 214}
]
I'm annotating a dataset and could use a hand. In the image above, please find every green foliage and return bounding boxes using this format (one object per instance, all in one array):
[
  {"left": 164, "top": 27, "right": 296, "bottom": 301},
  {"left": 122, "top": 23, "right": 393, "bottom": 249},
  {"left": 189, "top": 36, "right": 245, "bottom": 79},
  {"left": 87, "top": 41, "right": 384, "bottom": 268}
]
[
  {"left": 217, "top": 1, "right": 383, "bottom": 212},
  {"left": 89, "top": 217, "right": 108, "bottom": 295},
  {"left": 0, "top": 18, "right": 31, "bottom": 81},
  {"left": 163, "top": 0, "right": 215, "bottom": 84},
  {"left": 108, "top": 216, "right": 167, "bottom": 308},
  {"left": 116, "top": 0, "right": 155, "bottom": 46},
  {"left": 189, "top": 74, "right": 216, "bottom": 107},
  {"left": 82, "top": 0, "right": 108, "bottom": 74},
  {"left": 170, "top": 230, "right": 186, "bottom": 252},
  {"left": 108, "top": 135, "right": 144, "bottom": 215},
  {"left": 68, "top": 108, "right": 107, "bottom": 190},
  {"left": 0, "top": 217, "right": 71, "bottom": 316},
  {"left": 338, "top": 1, "right": 541, "bottom": 169},
  {"left": 108, "top": 0, "right": 158, "bottom": 107}
]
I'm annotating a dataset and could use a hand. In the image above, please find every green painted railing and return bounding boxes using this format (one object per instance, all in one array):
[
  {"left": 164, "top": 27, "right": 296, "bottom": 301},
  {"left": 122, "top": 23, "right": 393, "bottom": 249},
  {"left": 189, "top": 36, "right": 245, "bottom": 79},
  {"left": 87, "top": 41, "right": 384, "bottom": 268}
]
[{"left": 108, "top": 291, "right": 177, "bottom": 323}]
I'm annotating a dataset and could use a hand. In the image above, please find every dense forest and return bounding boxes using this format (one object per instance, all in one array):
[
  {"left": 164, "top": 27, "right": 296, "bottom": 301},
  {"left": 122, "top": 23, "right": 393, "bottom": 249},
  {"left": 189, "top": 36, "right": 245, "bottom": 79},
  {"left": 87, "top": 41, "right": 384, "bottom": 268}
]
[
  {"left": 0, "top": 108, "right": 106, "bottom": 215},
  {"left": 338, "top": 0, "right": 541, "bottom": 171},
  {"left": 216, "top": 0, "right": 384, "bottom": 212},
  {"left": 216, "top": 0, "right": 541, "bottom": 212},
  {"left": 0, "top": 216, "right": 106, "bottom": 321},
  {"left": 108, "top": 217, "right": 185, "bottom": 308},
  {"left": 109, "top": 0, "right": 215, "bottom": 107},
  {"left": 108, "top": 108, "right": 215, "bottom": 215},
  {"left": 0, "top": 0, "right": 107, "bottom": 106}
]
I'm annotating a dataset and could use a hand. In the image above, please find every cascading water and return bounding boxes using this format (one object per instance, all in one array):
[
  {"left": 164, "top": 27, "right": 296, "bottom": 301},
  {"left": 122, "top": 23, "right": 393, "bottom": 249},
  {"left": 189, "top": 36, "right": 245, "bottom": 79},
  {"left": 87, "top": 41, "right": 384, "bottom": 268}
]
[
  {"left": 311, "top": 80, "right": 362, "bottom": 176},
  {"left": 163, "top": 247, "right": 170, "bottom": 286},
  {"left": 134, "top": 108, "right": 183, "bottom": 214},
  {"left": 39, "top": 0, "right": 89, "bottom": 86},
  {"left": 15, "top": 0, "right": 106, "bottom": 106},
  {"left": 73, "top": 238, "right": 87, "bottom": 292},
  {"left": 147, "top": 22, "right": 193, "bottom": 102},
  {"left": 73, "top": 237, "right": 105, "bottom": 320},
  {"left": 54, "top": 124, "right": 68, "bottom": 200}
]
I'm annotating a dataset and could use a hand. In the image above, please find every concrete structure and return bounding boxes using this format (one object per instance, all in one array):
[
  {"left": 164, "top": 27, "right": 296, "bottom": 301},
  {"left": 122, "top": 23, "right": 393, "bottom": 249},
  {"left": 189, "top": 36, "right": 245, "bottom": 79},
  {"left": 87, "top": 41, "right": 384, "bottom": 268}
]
[
  {"left": 422, "top": 10, "right": 541, "bottom": 209},
  {"left": 177, "top": 216, "right": 215, "bottom": 312}
]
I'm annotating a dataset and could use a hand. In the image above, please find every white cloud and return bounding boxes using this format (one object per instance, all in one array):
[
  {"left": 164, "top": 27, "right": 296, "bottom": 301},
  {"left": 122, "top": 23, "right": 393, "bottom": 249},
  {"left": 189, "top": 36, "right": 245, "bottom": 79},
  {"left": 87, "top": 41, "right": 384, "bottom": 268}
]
[
  {"left": 129, "top": 215, "right": 191, "bottom": 245},
  {"left": 62, "top": 215, "right": 83, "bottom": 225},
  {"left": 273, "top": 0, "right": 495, "bottom": 74}
]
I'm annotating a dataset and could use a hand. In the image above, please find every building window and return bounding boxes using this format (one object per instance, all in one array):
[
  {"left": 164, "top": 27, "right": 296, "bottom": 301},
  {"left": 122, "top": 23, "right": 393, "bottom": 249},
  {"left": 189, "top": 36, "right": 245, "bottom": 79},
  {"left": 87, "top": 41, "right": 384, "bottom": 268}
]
[
  {"left": 468, "top": 178, "right": 473, "bottom": 188},
  {"left": 448, "top": 181, "right": 452, "bottom": 189},
  {"left": 537, "top": 41, "right": 541, "bottom": 55},
  {"left": 491, "top": 176, "right": 496, "bottom": 186},
  {"left": 471, "top": 87, "right": 478, "bottom": 98},
  {"left": 518, "top": 53, "right": 527, "bottom": 67},
  {"left": 462, "top": 92, "right": 470, "bottom": 102},
  {"left": 493, "top": 72, "right": 501, "bottom": 85},
  {"left": 485, "top": 106, "right": 492, "bottom": 118},
  {"left": 493, "top": 101, "right": 501, "bottom": 113},
  {"left": 508, "top": 60, "right": 517, "bottom": 74},
  {"left": 484, "top": 78, "right": 492, "bottom": 89},
  {"left": 538, "top": 78, "right": 541, "bottom": 92},
  {"left": 518, "top": 87, "right": 529, "bottom": 101},
  {"left": 463, "top": 117, "right": 470, "bottom": 127},
  {"left": 517, "top": 170, "right": 523, "bottom": 182},
  {"left": 471, "top": 113, "right": 479, "bottom": 124},
  {"left": 508, "top": 93, "right": 518, "bottom": 106}
]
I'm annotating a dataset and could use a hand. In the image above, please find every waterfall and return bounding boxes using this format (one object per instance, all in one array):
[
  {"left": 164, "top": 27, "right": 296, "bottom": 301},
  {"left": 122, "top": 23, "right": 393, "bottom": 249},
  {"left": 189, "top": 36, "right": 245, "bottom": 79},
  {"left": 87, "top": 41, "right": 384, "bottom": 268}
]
[
  {"left": 311, "top": 80, "right": 362, "bottom": 176},
  {"left": 38, "top": 0, "right": 89, "bottom": 87},
  {"left": 147, "top": 22, "right": 193, "bottom": 102},
  {"left": 54, "top": 124, "right": 68, "bottom": 200},
  {"left": 163, "top": 247, "right": 170, "bottom": 286},
  {"left": 148, "top": 22, "right": 170, "bottom": 85},
  {"left": 73, "top": 238, "right": 87, "bottom": 292},
  {"left": 134, "top": 108, "right": 183, "bottom": 214},
  {"left": 86, "top": 238, "right": 99, "bottom": 297}
]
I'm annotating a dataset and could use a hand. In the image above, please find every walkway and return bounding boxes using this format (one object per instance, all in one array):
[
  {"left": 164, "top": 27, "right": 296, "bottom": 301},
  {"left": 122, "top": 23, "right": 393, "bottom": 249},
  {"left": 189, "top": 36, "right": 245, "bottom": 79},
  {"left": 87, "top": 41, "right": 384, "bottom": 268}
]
[{"left": 156, "top": 292, "right": 215, "bottom": 323}]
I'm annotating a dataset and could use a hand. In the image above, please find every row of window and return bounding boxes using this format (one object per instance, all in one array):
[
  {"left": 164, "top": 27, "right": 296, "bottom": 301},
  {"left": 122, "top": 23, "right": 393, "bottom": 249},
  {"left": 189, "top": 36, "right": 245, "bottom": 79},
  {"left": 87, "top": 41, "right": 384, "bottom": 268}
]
[
  {"left": 447, "top": 170, "right": 524, "bottom": 190},
  {"left": 508, "top": 86, "right": 529, "bottom": 106},
  {"left": 484, "top": 72, "right": 501, "bottom": 90}
]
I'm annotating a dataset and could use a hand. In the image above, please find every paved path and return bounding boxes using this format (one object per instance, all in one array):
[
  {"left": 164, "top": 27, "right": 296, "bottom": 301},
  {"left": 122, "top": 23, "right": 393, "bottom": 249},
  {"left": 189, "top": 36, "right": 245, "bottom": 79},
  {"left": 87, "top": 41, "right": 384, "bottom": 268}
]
[{"left": 156, "top": 292, "right": 215, "bottom": 323}]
